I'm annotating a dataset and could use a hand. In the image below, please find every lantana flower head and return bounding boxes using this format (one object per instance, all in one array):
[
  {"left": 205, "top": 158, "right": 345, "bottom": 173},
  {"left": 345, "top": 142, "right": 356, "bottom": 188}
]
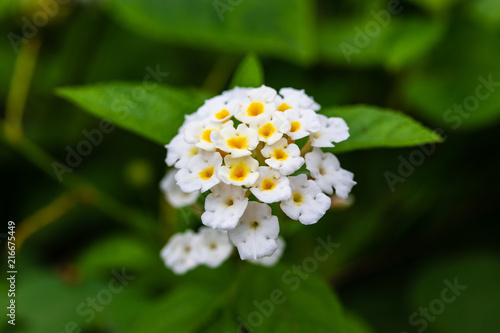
[{"left": 160, "top": 85, "right": 356, "bottom": 274}]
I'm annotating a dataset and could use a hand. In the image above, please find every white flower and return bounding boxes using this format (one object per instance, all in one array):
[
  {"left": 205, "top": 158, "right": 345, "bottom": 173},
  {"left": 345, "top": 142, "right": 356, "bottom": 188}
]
[
  {"left": 202, "top": 183, "right": 249, "bottom": 230},
  {"left": 160, "top": 169, "right": 198, "bottom": 207},
  {"left": 221, "top": 86, "right": 252, "bottom": 101},
  {"left": 196, "top": 97, "right": 240, "bottom": 123},
  {"left": 192, "top": 227, "right": 233, "bottom": 268},
  {"left": 261, "top": 138, "right": 304, "bottom": 175},
  {"left": 175, "top": 150, "right": 222, "bottom": 193},
  {"left": 250, "top": 113, "right": 290, "bottom": 145},
  {"left": 184, "top": 119, "right": 232, "bottom": 152},
  {"left": 218, "top": 155, "right": 259, "bottom": 187},
  {"left": 250, "top": 237, "right": 286, "bottom": 266},
  {"left": 278, "top": 87, "right": 320, "bottom": 112},
  {"left": 163, "top": 85, "right": 357, "bottom": 269},
  {"left": 211, "top": 123, "right": 259, "bottom": 158},
  {"left": 235, "top": 86, "right": 277, "bottom": 124},
  {"left": 250, "top": 167, "right": 291, "bottom": 203},
  {"left": 160, "top": 230, "right": 199, "bottom": 275},
  {"left": 165, "top": 132, "right": 199, "bottom": 168},
  {"left": 310, "top": 114, "right": 350, "bottom": 148},
  {"left": 283, "top": 108, "right": 321, "bottom": 140},
  {"left": 305, "top": 148, "right": 356, "bottom": 199},
  {"left": 228, "top": 201, "right": 279, "bottom": 260},
  {"left": 280, "top": 174, "right": 331, "bottom": 225}
]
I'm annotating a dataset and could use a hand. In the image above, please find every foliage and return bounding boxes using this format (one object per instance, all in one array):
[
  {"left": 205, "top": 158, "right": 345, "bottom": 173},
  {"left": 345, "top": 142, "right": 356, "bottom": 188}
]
[{"left": 1, "top": 0, "right": 499, "bottom": 332}]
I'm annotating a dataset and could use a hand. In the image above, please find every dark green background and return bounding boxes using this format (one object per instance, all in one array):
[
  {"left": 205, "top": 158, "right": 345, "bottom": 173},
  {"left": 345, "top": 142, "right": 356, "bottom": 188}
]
[{"left": 1, "top": 0, "right": 499, "bottom": 332}]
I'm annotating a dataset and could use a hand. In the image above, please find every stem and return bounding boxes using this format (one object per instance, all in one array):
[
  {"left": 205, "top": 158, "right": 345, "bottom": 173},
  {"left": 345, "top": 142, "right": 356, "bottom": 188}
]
[
  {"left": 300, "top": 137, "right": 312, "bottom": 156},
  {"left": 15, "top": 190, "right": 80, "bottom": 251},
  {"left": 4, "top": 38, "right": 41, "bottom": 142},
  {"left": 1, "top": 131, "right": 156, "bottom": 238}
]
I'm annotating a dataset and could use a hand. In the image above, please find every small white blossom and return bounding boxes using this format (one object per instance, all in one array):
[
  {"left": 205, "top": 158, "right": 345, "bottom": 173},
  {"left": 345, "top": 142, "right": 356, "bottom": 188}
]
[
  {"left": 218, "top": 155, "right": 259, "bottom": 187},
  {"left": 202, "top": 183, "right": 249, "bottom": 230},
  {"left": 160, "top": 230, "right": 199, "bottom": 275},
  {"left": 175, "top": 150, "right": 222, "bottom": 193},
  {"left": 196, "top": 97, "right": 240, "bottom": 123},
  {"left": 228, "top": 201, "right": 280, "bottom": 260},
  {"left": 221, "top": 86, "right": 252, "bottom": 101},
  {"left": 250, "top": 113, "right": 290, "bottom": 145},
  {"left": 235, "top": 86, "right": 277, "bottom": 124},
  {"left": 160, "top": 169, "right": 198, "bottom": 207},
  {"left": 165, "top": 132, "right": 199, "bottom": 168},
  {"left": 305, "top": 148, "right": 356, "bottom": 198},
  {"left": 192, "top": 227, "right": 233, "bottom": 268},
  {"left": 250, "top": 167, "right": 291, "bottom": 203},
  {"left": 280, "top": 174, "right": 331, "bottom": 225},
  {"left": 311, "top": 114, "right": 350, "bottom": 148},
  {"left": 261, "top": 138, "right": 304, "bottom": 175},
  {"left": 283, "top": 108, "right": 321, "bottom": 140},
  {"left": 184, "top": 119, "right": 232, "bottom": 152},
  {"left": 278, "top": 87, "right": 320, "bottom": 112},
  {"left": 211, "top": 123, "right": 259, "bottom": 158},
  {"left": 250, "top": 237, "right": 286, "bottom": 266}
]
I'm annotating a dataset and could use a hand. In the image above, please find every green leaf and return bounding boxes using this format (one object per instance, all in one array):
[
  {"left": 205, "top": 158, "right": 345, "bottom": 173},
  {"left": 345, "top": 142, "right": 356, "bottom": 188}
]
[
  {"left": 77, "top": 235, "right": 157, "bottom": 277},
  {"left": 414, "top": 0, "right": 460, "bottom": 13},
  {"left": 322, "top": 105, "right": 442, "bottom": 153},
  {"left": 229, "top": 53, "right": 264, "bottom": 88},
  {"left": 56, "top": 83, "right": 207, "bottom": 144},
  {"left": 468, "top": 0, "right": 500, "bottom": 29},
  {"left": 131, "top": 283, "right": 221, "bottom": 333},
  {"left": 235, "top": 264, "right": 344, "bottom": 332},
  {"left": 402, "top": 20, "right": 500, "bottom": 130},
  {"left": 319, "top": 15, "right": 444, "bottom": 70},
  {"left": 343, "top": 312, "right": 375, "bottom": 333},
  {"left": 200, "top": 309, "right": 241, "bottom": 333},
  {"left": 16, "top": 268, "right": 107, "bottom": 333},
  {"left": 102, "top": 0, "right": 316, "bottom": 64},
  {"left": 410, "top": 253, "right": 500, "bottom": 333}
]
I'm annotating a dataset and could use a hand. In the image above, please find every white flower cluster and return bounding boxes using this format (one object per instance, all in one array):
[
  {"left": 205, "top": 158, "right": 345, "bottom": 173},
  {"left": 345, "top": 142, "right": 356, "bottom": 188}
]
[{"left": 160, "top": 86, "right": 356, "bottom": 274}]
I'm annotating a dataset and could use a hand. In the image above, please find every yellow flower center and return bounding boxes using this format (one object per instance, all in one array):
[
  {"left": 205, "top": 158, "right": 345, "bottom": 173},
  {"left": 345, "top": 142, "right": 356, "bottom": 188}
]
[
  {"left": 261, "top": 178, "right": 276, "bottom": 191},
  {"left": 292, "top": 191, "right": 304, "bottom": 205},
  {"left": 247, "top": 102, "right": 264, "bottom": 117},
  {"left": 227, "top": 136, "right": 248, "bottom": 150},
  {"left": 258, "top": 123, "right": 275, "bottom": 139},
  {"left": 202, "top": 129, "right": 213, "bottom": 142},
  {"left": 290, "top": 121, "right": 301, "bottom": 133},
  {"left": 273, "top": 148, "right": 288, "bottom": 161},
  {"left": 277, "top": 102, "right": 291, "bottom": 112},
  {"left": 215, "top": 109, "right": 230, "bottom": 120},
  {"left": 199, "top": 166, "right": 215, "bottom": 180},
  {"left": 189, "top": 146, "right": 199, "bottom": 157},
  {"left": 229, "top": 162, "right": 249, "bottom": 181}
]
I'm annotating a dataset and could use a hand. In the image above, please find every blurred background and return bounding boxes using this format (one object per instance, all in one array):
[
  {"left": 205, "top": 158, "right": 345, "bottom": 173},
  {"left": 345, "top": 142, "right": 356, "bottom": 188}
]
[{"left": 1, "top": 0, "right": 499, "bottom": 332}]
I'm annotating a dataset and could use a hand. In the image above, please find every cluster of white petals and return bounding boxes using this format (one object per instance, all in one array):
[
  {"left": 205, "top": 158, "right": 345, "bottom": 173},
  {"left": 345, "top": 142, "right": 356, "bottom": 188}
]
[
  {"left": 160, "top": 86, "right": 355, "bottom": 274},
  {"left": 160, "top": 227, "right": 233, "bottom": 275}
]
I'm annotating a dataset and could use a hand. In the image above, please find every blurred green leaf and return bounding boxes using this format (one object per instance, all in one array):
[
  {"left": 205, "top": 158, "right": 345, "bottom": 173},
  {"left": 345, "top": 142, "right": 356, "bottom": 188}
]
[
  {"left": 201, "top": 309, "right": 241, "bottom": 333},
  {"left": 77, "top": 235, "right": 157, "bottom": 277},
  {"left": 415, "top": 0, "right": 460, "bottom": 13},
  {"left": 229, "top": 53, "right": 264, "bottom": 88},
  {"left": 469, "top": 0, "right": 500, "bottom": 29},
  {"left": 322, "top": 105, "right": 442, "bottom": 153},
  {"left": 132, "top": 283, "right": 222, "bottom": 333},
  {"left": 410, "top": 253, "right": 500, "bottom": 333},
  {"left": 236, "top": 264, "right": 344, "bottom": 332},
  {"left": 320, "top": 15, "right": 444, "bottom": 70},
  {"left": 403, "top": 20, "right": 500, "bottom": 130},
  {"left": 16, "top": 268, "right": 106, "bottom": 333},
  {"left": 102, "top": 0, "right": 316, "bottom": 64},
  {"left": 343, "top": 312, "right": 375, "bottom": 333},
  {"left": 56, "top": 83, "right": 206, "bottom": 144}
]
